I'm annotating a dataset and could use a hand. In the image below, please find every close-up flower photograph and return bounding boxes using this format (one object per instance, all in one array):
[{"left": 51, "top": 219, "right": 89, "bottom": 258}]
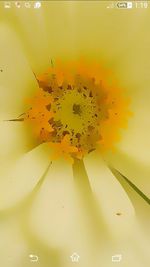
[{"left": 0, "top": 1, "right": 150, "bottom": 267}]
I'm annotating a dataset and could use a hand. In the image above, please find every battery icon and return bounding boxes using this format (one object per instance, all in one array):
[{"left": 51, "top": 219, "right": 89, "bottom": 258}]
[{"left": 117, "top": 2, "right": 133, "bottom": 9}]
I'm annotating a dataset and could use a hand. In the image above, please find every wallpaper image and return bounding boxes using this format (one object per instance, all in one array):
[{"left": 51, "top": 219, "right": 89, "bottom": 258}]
[{"left": 0, "top": 1, "right": 150, "bottom": 267}]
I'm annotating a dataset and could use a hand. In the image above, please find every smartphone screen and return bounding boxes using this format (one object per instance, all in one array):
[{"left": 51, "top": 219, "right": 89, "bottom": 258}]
[{"left": 0, "top": 1, "right": 150, "bottom": 267}]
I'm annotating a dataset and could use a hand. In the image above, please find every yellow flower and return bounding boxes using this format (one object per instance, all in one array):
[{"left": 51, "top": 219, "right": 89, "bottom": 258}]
[{"left": 0, "top": 2, "right": 150, "bottom": 267}]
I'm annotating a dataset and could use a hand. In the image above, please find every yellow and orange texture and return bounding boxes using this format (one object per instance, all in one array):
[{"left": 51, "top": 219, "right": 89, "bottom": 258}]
[{"left": 0, "top": 1, "right": 150, "bottom": 267}]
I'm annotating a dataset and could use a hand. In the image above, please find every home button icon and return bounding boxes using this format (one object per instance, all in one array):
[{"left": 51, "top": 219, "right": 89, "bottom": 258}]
[{"left": 70, "top": 252, "right": 80, "bottom": 262}]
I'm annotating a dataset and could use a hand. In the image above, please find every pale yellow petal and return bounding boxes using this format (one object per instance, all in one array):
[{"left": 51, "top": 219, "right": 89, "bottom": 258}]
[
  {"left": 1, "top": 2, "right": 150, "bottom": 75},
  {"left": 0, "top": 24, "right": 38, "bottom": 119},
  {"left": 27, "top": 160, "right": 95, "bottom": 266},
  {"left": 0, "top": 143, "right": 52, "bottom": 211},
  {"left": 83, "top": 151, "right": 135, "bottom": 237},
  {"left": 0, "top": 218, "right": 28, "bottom": 267},
  {"left": 105, "top": 100, "right": 150, "bottom": 198},
  {"left": 28, "top": 160, "right": 76, "bottom": 247},
  {"left": 0, "top": 121, "right": 36, "bottom": 164}
]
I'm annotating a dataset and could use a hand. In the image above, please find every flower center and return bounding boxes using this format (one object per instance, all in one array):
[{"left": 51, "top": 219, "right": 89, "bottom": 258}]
[
  {"left": 50, "top": 80, "right": 104, "bottom": 154},
  {"left": 23, "top": 61, "right": 130, "bottom": 163}
]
